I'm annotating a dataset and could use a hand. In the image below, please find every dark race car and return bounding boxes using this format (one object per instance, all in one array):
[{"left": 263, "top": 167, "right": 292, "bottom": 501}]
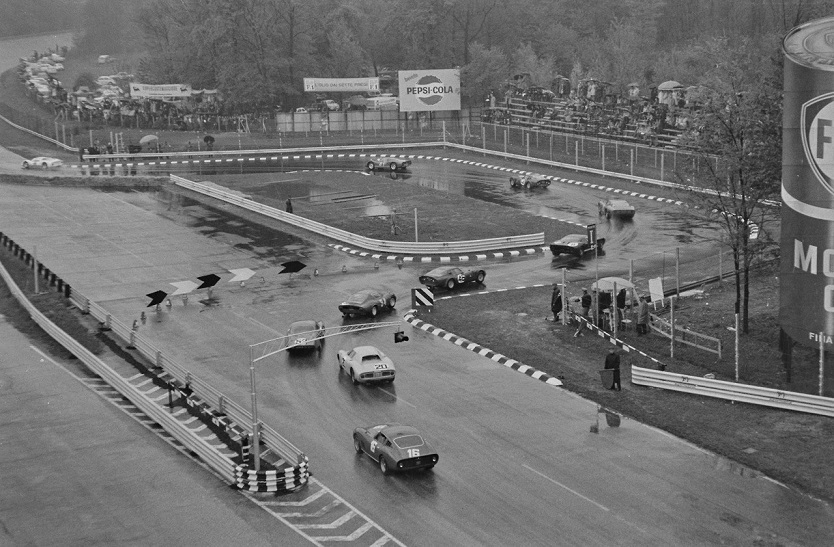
[
  {"left": 598, "top": 199, "right": 635, "bottom": 220},
  {"left": 338, "top": 289, "right": 397, "bottom": 318},
  {"left": 510, "top": 173, "right": 551, "bottom": 190},
  {"left": 549, "top": 233, "right": 605, "bottom": 258},
  {"left": 418, "top": 266, "right": 485, "bottom": 291},
  {"left": 353, "top": 423, "right": 439, "bottom": 474},
  {"left": 286, "top": 320, "right": 325, "bottom": 352}
]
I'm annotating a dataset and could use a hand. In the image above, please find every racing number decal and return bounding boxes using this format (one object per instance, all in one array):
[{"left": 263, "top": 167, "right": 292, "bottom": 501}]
[
  {"left": 408, "top": 448, "right": 420, "bottom": 458},
  {"left": 370, "top": 440, "right": 378, "bottom": 453},
  {"left": 374, "top": 363, "right": 389, "bottom": 370},
  {"left": 457, "top": 274, "right": 465, "bottom": 284}
]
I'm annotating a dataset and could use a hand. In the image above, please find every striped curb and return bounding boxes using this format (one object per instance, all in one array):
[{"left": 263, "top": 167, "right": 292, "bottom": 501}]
[
  {"left": 402, "top": 310, "right": 564, "bottom": 387},
  {"left": 329, "top": 243, "right": 549, "bottom": 263}
]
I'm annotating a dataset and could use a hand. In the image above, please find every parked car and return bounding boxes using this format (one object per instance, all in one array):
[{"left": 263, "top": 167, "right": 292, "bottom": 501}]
[
  {"left": 338, "top": 289, "right": 397, "bottom": 318},
  {"left": 353, "top": 423, "right": 439, "bottom": 474},
  {"left": 366, "top": 156, "right": 411, "bottom": 172},
  {"left": 598, "top": 199, "right": 635, "bottom": 220},
  {"left": 510, "top": 174, "right": 551, "bottom": 190},
  {"left": 419, "top": 266, "right": 485, "bottom": 291},
  {"left": 286, "top": 320, "right": 325, "bottom": 352},
  {"left": 320, "top": 99, "right": 340, "bottom": 111},
  {"left": 337, "top": 346, "right": 395, "bottom": 384},
  {"left": 21, "top": 157, "right": 63, "bottom": 170},
  {"left": 549, "top": 233, "right": 605, "bottom": 257}
]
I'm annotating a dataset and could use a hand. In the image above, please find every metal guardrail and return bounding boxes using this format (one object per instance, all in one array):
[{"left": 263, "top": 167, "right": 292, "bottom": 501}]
[
  {"left": 170, "top": 175, "right": 545, "bottom": 253},
  {"left": 631, "top": 365, "right": 834, "bottom": 417},
  {"left": 0, "top": 260, "right": 238, "bottom": 481},
  {"left": 0, "top": 110, "right": 75, "bottom": 152},
  {"left": 70, "top": 293, "right": 308, "bottom": 470}
]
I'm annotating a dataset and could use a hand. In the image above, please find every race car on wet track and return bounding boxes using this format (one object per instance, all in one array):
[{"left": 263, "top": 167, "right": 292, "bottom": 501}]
[
  {"left": 21, "top": 156, "right": 63, "bottom": 170},
  {"left": 598, "top": 198, "right": 636, "bottom": 220},
  {"left": 286, "top": 320, "right": 325, "bottom": 352},
  {"left": 338, "top": 289, "right": 397, "bottom": 318},
  {"left": 365, "top": 156, "right": 411, "bottom": 172},
  {"left": 337, "top": 345, "right": 395, "bottom": 384},
  {"left": 549, "top": 233, "right": 605, "bottom": 258},
  {"left": 353, "top": 423, "right": 439, "bottom": 474},
  {"left": 418, "top": 266, "right": 485, "bottom": 290}
]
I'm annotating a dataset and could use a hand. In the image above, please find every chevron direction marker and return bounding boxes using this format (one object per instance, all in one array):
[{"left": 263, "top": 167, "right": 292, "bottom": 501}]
[
  {"left": 197, "top": 273, "right": 221, "bottom": 289},
  {"left": 146, "top": 290, "right": 168, "bottom": 307},
  {"left": 228, "top": 268, "right": 256, "bottom": 283},
  {"left": 170, "top": 280, "right": 200, "bottom": 295}
]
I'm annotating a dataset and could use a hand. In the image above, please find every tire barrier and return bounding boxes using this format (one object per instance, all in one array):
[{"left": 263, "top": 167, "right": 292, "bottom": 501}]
[
  {"left": 0, "top": 235, "right": 310, "bottom": 491},
  {"left": 0, "top": 232, "right": 71, "bottom": 298}
]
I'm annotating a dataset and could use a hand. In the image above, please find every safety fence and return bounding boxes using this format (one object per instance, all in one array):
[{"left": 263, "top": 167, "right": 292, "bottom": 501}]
[
  {"left": 0, "top": 232, "right": 309, "bottom": 492},
  {"left": 170, "top": 174, "right": 545, "bottom": 254},
  {"left": 631, "top": 366, "right": 834, "bottom": 418},
  {"left": 650, "top": 313, "right": 722, "bottom": 358}
]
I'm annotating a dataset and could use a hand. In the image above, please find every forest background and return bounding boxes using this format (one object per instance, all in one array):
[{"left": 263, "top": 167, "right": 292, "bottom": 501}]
[{"left": 4, "top": 0, "right": 834, "bottom": 112}]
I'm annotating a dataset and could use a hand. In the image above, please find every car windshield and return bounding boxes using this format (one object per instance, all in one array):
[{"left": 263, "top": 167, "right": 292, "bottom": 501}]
[
  {"left": 561, "top": 234, "right": 586, "bottom": 243},
  {"left": 393, "top": 435, "right": 424, "bottom": 449},
  {"left": 290, "top": 323, "right": 314, "bottom": 334},
  {"left": 361, "top": 354, "right": 382, "bottom": 362}
]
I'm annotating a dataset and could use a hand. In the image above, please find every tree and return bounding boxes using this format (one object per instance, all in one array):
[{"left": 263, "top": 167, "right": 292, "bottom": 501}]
[
  {"left": 460, "top": 43, "right": 509, "bottom": 105},
  {"left": 676, "top": 36, "right": 783, "bottom": 333}
]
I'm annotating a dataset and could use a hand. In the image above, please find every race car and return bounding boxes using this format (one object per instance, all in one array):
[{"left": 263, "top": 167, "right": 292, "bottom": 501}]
[
  {"left": 337, "top": 345, "right": 395, "bottom": 384},
  {"left": 338, "top": 289, "right": 397, "bottom": 318},
  {"left": 549, "top": 233, "right": 605, "bottom": 258},
  {"left": 510, "top": 173, "right": 551, "bottom": 190},
  {"left": 353, "top": 423, "right": 439, "bottom": 474},
  {"left": 419, "top": 266, "right": 485, "bottom": 291},
  {"left": 286, "top": 320, "right": 325, "bottom": 352},
  {"left": 21, "top": 157, "right": 63, "bottom": 170},
  {"left": 366, "top": 156, "right": 411, "bottom": 172},
  {"left": 598, "top": 199, "right": 635, "bottom": 220}
]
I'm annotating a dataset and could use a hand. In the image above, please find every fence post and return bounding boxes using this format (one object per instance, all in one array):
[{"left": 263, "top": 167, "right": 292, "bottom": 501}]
[
  {"left": 575, "top": 141, "right": 579, "bottom": 167},
  {"left": 661, "top": 152, "right": 665, "bottom": 181},
  {"left": 820, "top": 333, "right": 826, "bottom": 396},
  {"left": 675, "top": 247, "right": 680, "bottom": 297},
  {"left": 526, "top": 132, "right": 529, "bottom": 163},
  {"left": 602, "top": 144, "right": 605, "bottom": 172}
]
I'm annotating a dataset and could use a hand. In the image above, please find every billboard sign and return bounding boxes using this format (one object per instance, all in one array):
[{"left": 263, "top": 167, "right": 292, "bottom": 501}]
[
  {"left": 129, "top": 83, "right": 193, "bottom": 98},
  {"left": 303, "top": 78, "right": 380, "bottom": 93},
  {"left": 780, "top": 16, "right": 834, "bottom": 348},
  {"left": 398, "top": 69, "right": 461, "bottom": 112}
]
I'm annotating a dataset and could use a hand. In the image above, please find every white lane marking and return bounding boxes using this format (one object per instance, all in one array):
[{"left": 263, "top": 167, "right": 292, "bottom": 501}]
[
  {"left": 377, "top": 387, "right": 416, "bottom": 408},
  {"left": 522, "top": 464, "right": 609, "bottom": 512}
]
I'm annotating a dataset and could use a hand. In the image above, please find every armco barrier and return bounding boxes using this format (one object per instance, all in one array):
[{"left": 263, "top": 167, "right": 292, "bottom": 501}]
[
  {"left": 0, "top": 260, "right": 239, "bottom": 482},
  {"left": 631, "top": 365, "right": 834, "bottom": 417},
  {"left": 170, "top": 175, "right": 545, "bottom": 253},
  {"left": 71, "top": 293, "right": 309, "bottom": 478}
]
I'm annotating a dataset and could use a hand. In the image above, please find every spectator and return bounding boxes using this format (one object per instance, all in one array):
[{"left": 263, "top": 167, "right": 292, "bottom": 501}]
[
  {"left": 637, "top": 296, "right": 650, "bottom": 335},
  {"left": 550, "top": 284, "right": 562, "bottom": 322},
  {"left": 604, "top": 348, "right": 621, "bottom": 391},
  {"left": 598, "top": 290, "right": 612, "bottom": 328},
  {"left": 574, "top": 288, "right": 592, "bottom": 337},
  {"left": 285, "top": 198, "right": 293, "bottom": 214}
]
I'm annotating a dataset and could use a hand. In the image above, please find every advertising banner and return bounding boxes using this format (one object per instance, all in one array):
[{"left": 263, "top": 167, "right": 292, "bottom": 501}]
[
  {"left": 398, "top": 69, "right": 461, "bottom": 112},
  {"left": 780, "top": 16, "right": 834, "bottom": 348},
  {"left": 129, "top": 83, "right": 193, "bottom": 98},
  {"left": 303, "top": 78, "right": 380, "bottom": 93}
]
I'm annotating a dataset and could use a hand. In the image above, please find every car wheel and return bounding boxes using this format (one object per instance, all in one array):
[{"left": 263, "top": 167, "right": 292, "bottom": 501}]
[
  {"left": 370, "top": 305, "right": 378, "bottom": 317},
  {"left": 366, "top": 161, "right": 375, "bottom": 170},
  {"left": 388, "top": 162, "right": 398, "bottom": 171},
  {"left": 387, "top": 296, "right": 397, "bottom": 309},
  {"left": 353, "top": 436, "right": 363, "bottom": 454},
  {"left": 446, "top": 279, "right": 455, "bottom": 290},
  {"left": 476, "top": 271, "right": 485, "bottom": 284},
  {"left": 350, "top": 369, "right": 358, "bottom": 384},
  {"left": 379, "top": 457, "right": 390, "bottom": 475},
  {"left": 525, "top": 181, "right": 532, "bottom": 189}
]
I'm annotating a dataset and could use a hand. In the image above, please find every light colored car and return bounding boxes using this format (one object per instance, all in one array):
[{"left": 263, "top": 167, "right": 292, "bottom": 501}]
[
  {"left": 598, "top": 199, "right": 635, "bottom": 220},
  {"left": 353, "top": 423, "right": 438, "bottom": 474},
  {"left": 286, "top": 320, "right": 325, "bottom": 352},
  {"left": 366, "top": 156, "right": 411, "bottom": 172},
  {"left": 96, "top": 76, "right": 116, "bottom": 86},
  {"left": 337, "top": 345, "right": 395, "bottom": 384},
  {"left": 320, "top": 99, "right": 340, "bottom": 111},
  {"left": 22, "top": 157, "right": 63, "bottom": 170}
]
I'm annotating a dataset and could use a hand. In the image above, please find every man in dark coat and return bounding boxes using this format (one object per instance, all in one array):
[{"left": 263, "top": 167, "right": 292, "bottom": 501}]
[
  {"left": 604, "top": 348, "right": 621, "bottom": 391},
  {"left": 550, "top": 285, "right": 562, "bottom": 322}
]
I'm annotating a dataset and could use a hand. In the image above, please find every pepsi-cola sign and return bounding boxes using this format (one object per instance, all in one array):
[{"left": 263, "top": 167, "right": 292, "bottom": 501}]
[{"left": 398, "top": 69, "right": 461, "bottom": 112}]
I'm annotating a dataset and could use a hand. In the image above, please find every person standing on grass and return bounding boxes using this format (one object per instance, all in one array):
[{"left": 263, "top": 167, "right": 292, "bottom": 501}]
[
  {"left": 550, "top": 284, "right": 562, "bottom": 322},
  {"left": 637, "top": 296, "right": 650, "bottom": 335},
  {"left": 285, "top": 198, "right": 293, "bottom": 214},
  {"left": 574, "top": 288, "right": 592, "bottom": 337},
  {"left": 605, "top": 348, "right": 621, "bottom": 391}
]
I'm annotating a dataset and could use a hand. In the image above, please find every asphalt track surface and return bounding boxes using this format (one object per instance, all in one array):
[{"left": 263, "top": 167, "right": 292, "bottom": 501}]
[{"left": 2, "top": 169, "right": 833, "bottom": 545}]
